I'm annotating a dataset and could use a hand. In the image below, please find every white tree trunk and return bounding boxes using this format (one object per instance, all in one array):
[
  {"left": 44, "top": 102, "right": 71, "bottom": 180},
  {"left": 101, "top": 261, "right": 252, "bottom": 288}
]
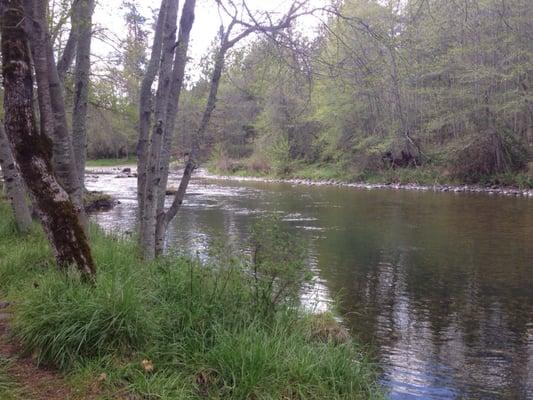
[
  {"left": 137, "top": 0, "right": 168, "bottom": 225},
  {"left": 72, "top": 0, "right": 95, "bottom": 188},
  {"left": 140, "top": 0, "right": 179, "bottom": 259}
]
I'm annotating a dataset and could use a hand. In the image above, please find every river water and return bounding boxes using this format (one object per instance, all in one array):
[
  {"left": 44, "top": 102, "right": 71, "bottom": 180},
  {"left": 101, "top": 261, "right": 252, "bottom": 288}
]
[{"left": 87, "top": 171, "right": 533, "bottom": 400}]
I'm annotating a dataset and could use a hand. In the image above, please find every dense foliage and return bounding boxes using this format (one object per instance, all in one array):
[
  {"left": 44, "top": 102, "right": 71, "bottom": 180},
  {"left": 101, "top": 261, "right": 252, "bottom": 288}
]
[
  {"left": 58, "top": 0, "right": 531, "bottom": 186},
  {"left": 197, "top": 0, "right": 533, "bottom": 186}
]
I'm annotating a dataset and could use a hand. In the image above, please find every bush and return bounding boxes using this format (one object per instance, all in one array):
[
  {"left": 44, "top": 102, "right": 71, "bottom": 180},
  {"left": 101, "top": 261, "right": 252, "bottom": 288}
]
[
  {"left": 250, "top": 216, "right": 312, "bottom": 313},
  {"left": 268, "top": 137, "right": 293, "bottom": 176},
  {"left": 245, "top": 155, "right": 271, "bottom": 174},
  {"left": 449, "top": 131, "right": 528, "bottom": 182}
]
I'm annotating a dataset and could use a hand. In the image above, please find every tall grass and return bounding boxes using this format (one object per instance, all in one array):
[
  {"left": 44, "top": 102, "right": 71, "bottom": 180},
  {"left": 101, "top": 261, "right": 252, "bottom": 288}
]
[
  {"left": 0, "top": 202, "right": 383, "bottom": 399},
  {"left": 0, "top": 356, "right": 20, "bottom": 400}
]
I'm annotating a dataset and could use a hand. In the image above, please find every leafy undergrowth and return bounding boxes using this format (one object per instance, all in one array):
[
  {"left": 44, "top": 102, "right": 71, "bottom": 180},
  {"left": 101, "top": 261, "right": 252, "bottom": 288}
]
[{"left": 0, "top": 203, "right": 383, "bottom": 400}]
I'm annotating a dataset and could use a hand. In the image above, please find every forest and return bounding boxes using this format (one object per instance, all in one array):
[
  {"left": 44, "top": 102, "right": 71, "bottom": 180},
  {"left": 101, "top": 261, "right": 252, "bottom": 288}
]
[
  {"left": 0, "top": 0, "right": 532, "bottom": 399},
  {"left": 85, "top": 0, "right": 533, "bottom": 187}
]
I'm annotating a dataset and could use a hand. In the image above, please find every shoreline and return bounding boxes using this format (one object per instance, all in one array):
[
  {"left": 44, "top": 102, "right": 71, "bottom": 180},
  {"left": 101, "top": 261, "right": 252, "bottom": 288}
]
[{"left": 85, "top": 165, "right": 533, "bottom": 198}]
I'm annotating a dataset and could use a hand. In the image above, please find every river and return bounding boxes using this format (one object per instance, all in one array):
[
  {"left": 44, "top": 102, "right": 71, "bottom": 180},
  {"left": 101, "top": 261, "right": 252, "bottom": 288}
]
[{"left": 86, "top": 170, "right": 533, "bottom": 400}]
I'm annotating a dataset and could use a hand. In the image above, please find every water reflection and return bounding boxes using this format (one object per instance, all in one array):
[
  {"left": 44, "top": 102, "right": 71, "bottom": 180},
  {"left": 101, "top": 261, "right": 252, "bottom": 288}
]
[{"left": 87, "top": 172, "right": 533, "bottom": 399}]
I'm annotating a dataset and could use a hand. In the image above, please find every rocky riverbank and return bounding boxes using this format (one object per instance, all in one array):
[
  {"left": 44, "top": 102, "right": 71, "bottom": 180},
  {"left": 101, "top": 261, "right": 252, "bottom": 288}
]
[
  {"left": 200, "top": 171, "right": 533, "bottom": 198},
  {"left": 85, "top": 166, "right": 533, "bottom": 198}
]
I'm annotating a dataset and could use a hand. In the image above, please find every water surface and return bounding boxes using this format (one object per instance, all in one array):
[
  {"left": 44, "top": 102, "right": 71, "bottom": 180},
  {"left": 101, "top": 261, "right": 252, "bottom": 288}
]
[{"left": 87, "top": 172, "right": 533, "bottom": 399}]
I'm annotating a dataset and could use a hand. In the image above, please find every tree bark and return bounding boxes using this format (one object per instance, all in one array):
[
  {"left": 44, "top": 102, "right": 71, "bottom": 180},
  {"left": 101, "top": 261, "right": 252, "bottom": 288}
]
[
  {"left": 57, "top": 0, "right": 81, "bottom": 84},
  {"left": 154, "top": 0, "right": 196, "bottom": 255},
  {"left": 1, "top": 0, "right": 95, "bottom": 277},
  {"left": 0, "top": 123, "right": 32, "bottom": 233},
  {"left": 137, "top": 0, "right": 168, "bottom": 225},
  {"left": 140, "top": 0, "right": 179, "bottom": 259},
  {"left": 160, "top": 36, "right": 229, "bottom": 254},
  {"left": 72, "top": 0, "right": 95, "bottom": 187},
  {"left": 23, "top": 0, "right": 86, "bottom": 225}
]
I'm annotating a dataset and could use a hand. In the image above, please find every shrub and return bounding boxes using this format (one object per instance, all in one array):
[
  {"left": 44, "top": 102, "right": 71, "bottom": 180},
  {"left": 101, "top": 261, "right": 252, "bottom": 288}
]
[
  {"left": 268, "top": 137, "right": 293, "bottom": 176},
  {"left": 250, "top": 216, "right": 312, "bottom": 313},
  {"left": 449, "top": 131, "right": 528, "bottom": 182}
]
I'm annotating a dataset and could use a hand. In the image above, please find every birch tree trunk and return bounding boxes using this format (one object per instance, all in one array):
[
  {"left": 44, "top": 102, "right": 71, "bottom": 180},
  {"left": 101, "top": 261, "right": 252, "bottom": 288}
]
[
  {"left": 137, "top": 0, "right": 168, "bottom": 224},
  {"left": 72, "top": 0, "right": 95, "bottom": 188},
  {"left": 154, "top": 0, "right": 196, "bottom": 255},
  {"left": 0, "top": 123, "right": 32, "bottom": 233},
  {"left": 1, "top": 0, "right": 95, "bottom": 277},
  {"left": 161, "top": 40, "right": 228, "bottom": 250},
  {"left": 57, "top": 0, "right": 81, "bottom": 84},
  {"left": 140, "top": 0, "right": 179, "bottom": 259}
]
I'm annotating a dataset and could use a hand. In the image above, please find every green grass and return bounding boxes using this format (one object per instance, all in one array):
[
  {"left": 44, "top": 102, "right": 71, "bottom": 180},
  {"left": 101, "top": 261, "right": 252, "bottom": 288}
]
[
  {"left": 209, "top": 160, "right": 533, "bottom": 189},
  {"left": 0, "top": 202, "right": 383, "bottom": 399},
  {"left": 0, "top": 356, "right": 20, "bottom": 400},
  {"left": 86, "top": 157, "right": 137, "bottom": 167}
]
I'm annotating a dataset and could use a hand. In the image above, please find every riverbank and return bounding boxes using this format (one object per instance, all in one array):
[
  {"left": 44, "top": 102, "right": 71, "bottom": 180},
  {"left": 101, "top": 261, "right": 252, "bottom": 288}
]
[
  {"left": 0, "top": 202, "right": 383, "bottom": 399},
  {"left": 203, "top": 168, "right": 533, "bottom": 197},
  {"left": 85, "top": 159, "right": 533, "bottom": 198}
]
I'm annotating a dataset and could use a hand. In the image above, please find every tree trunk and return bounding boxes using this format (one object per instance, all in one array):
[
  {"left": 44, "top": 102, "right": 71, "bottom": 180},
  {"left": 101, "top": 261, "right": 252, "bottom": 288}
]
[
  {"left": 140, "top": 0, "right": 179, "bottom": 260},
  {"left": 1, "top": 0, "right": 95, "bottom": 277},
  {"left": 23, "top": 0, "right": 86, "bottom": 225},
  {"left": 56, "top": 0, "right": 81, "bottom": 84},
  {"left": 72, "top": 0, "right": 95, "bottom": 188},
  {"left": 0, "top": 123, "right": 32, "bottom": 233},
  {"left": 154, "top": 0, "right": 196, "bottom": 254},
  {"left": 137, "top": 0, "right": 168, "bottom": 225},
  {"left": 158, "top": 39, "right": 228, "bottom": 255}
]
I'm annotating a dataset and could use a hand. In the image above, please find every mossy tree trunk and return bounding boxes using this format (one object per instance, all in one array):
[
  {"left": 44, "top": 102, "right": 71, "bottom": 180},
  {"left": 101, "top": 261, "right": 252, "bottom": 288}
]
[
  {"left": 23, "top": 0, "right": 87, "bottom": 227},
  {"left": 1, "top": 0, "right": 95, "bottom": 277},
  {"left": 0, "top": 123, "right": 32, "bottom": 233}
]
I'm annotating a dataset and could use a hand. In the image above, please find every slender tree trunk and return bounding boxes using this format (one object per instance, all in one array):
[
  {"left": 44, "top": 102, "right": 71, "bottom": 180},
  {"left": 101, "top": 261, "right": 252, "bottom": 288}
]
[
  {"left": 0, "top": 123, "right": 32, "bottom": 233},
  {"left": 1, "top": 0, "right": 95, "bottom": 277},
  {"left": 520, "top": 74, "right": 533, "bottom": 145},
  {"left": 140, "top": 0, "right": 179, "bottom": 259},
  {"left": 137, "top": 0, "right": 168, "bottom": 224},
  {"left": 159, "top": 41, "right": 228, "bottom": 255},
  {"left": 56, "top": 0, "right": 81, "bottom": 84},
  {"left": 154, "top": 0, "right": 196, "bottom": 254},
  {"left": 72, "top": 0, "right": 95, "bottom": 188}
]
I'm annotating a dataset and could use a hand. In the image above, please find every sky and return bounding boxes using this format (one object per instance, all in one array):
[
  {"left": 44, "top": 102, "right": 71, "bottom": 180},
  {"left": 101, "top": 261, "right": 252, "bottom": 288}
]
[{"left": 93, "top": 0, "right": 324, "bottom": 74}]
